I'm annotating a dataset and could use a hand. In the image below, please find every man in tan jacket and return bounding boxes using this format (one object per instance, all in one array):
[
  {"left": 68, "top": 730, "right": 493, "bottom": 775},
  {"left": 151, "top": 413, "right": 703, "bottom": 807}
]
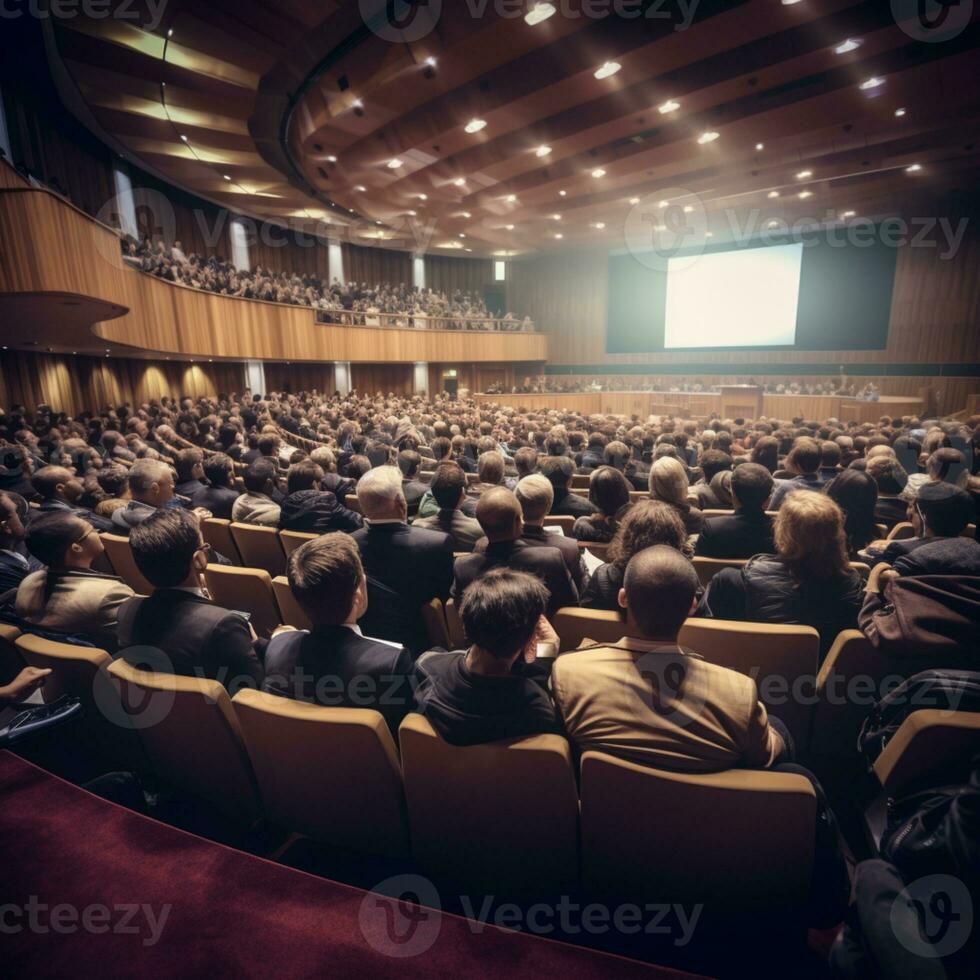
[{"left": 550, "top": 545, "right": 787, "bottom": 772}]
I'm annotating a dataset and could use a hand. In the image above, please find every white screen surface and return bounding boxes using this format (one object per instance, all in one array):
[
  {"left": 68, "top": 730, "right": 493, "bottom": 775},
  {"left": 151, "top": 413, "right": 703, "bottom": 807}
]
[{"left": 663, "top": 243, "right": 804, "bottom": 349}]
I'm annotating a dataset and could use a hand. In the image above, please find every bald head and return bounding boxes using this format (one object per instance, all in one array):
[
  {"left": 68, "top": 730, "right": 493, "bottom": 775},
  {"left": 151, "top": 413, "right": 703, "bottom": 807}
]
[
  {"left": 476, "top": 487, "right": 522, "bottom": 543},
  {"left": 621, "top": 545, "right": 699, "bottom": 639}
]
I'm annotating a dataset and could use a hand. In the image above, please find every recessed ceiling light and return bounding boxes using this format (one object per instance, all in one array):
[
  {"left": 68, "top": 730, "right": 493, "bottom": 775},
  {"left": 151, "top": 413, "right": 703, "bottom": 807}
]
[
  {"left": 755, "top": 143, "right": 765, "bottom": 151},
  {"left": 417, "top": 193, "right": 428, "bottom": 200},
  {"left": 524, "top": 2, "right": 556, "bottom": 25},
  {"left": 554, "top": 233, "right": 563, "bottom": 239},
  {"left": 841, "top": 210, "right": 857, "bottom": 218},
  {"left": 768, "top": 191, "right": 780, "bottom": 198},
  {"left": 683, "top": 205, "right": 694, "bottom": 213},
  {"left": 460, "top": 211, "right": 472, "bottom": 218},
  {"left": 551, "top": 213, "right": 562, "bottom": 220},
  {"left": 698, "top": 131, "right": 720, "bottom": 144},
  {"left": 464, "top": 248, "right": 473, "bottom": 252},
  {"left": 376, "top": 220, "right": 382, "bottom": 225},
  {"left": 906, "top": 163, "right": 923, "bottom": 173},
  {"left": 591, "top": 168, "right": 606, "bottom": 178},
  {"left": 658, "top": 99, "right": 680, "bottom": 114},
  {"left": 799, "top": 190, "right": 813, "bottom": 199},
  {"left": 459, "top": 233, "right": 466, "bottom": 238},
  {"left": 559, "top": 190, "right": 567, "bottom": 197},
  {"left": 705, "top": 232, "right": 714, "bottom": 238},
  {"left": 179, "top": 134, "right": 188, "bottom": 142},
  {"left": 767, "top": 220, "right": 779, "bottom": 228},
  {"left": 454, "top": 177, "right": 467, "bottom": 187},
  {"left": 834, "top": 38, "right": 862, "bottom": 55},
  {"left": 424, "top": 56, "right": 437, "bottom": 67},
  {"left": 166, "top": 28, "right": 173, "bottom": 37},
  {"left": 505, "top": 194, "right": 517, "bottom": 203},
  {"left": 465, "top": 119, "right": 487, "bottom": 134},
  {"left": 796, "top": 170, "right": 812, "bottom": 179},
  {"left": 658, "top": 199, "right": 670, "bottom": 207},
  {"left": 895, "top": 107, "right": 907, "bottom": 117},
  {"left": 781, "top": 0, "right": 803, "bottom": 5},
  {"left": 222, "top": 174, "right": 231, "bottom": 181},
  {"left": 860, "top": 77, "right": 885, "bottom": 91},
  {"left": 326, "top": 155, "right": 338, "bottom": 163},
  {"left": 535, "top": 145, "right": 552, "bottom": 157},
  {"left": 354, "top": 185, "right": 367, "bottom": 192},
  {"left": 629, "top": 197, "right": 640, "bottom": 204},
  {"left": 352, "top": 98, "right": 364, "bottom": 109},
  {"left": 505, "top": 224, "right": 515, "bottom": 230},
  {"left": 387, "top": 159, "right": 403, "bottom": 168},
  {"left": 594, "top": 61, "right": 621, "bottom": 80},
  {"left": 407, "top": 210, "right": 417, "bottom": 216}
]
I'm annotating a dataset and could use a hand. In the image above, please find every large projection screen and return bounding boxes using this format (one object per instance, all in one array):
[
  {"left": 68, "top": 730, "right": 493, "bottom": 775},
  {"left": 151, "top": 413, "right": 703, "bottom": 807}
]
[{"left": 663, "top": 243, "right": 804, "bottom": 349}]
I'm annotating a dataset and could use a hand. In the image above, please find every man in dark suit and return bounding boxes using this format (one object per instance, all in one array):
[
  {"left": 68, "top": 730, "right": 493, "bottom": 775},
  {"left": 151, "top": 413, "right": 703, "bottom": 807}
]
[
  {"left": 350, "top": 465, "right": 454, "bottom": 655},
  {"left": 695, "top": 463, "right": 775, "bottom": 559},
  {"left": 29, "top": 466, "right": 114, "bottom": 532},
  {"left": 279, "top": 459, "right": 362, "bottom": 535},
  {"left": 117, "top": 508, "right": 263, "bottom": 694},
  {"left": 0, "top": 491, "right": 42, "bottom": 594},
  {"left": 188, "top": 453, "right": 240, "bottom": 520},
  {"left": 263, "top": 533, "right": 413, "bottom": 734},
  {"left": 539, "top": 455, "right": 598, "bottom": 518},
  {"left": 398, "top": 450, "right": 429, "bottom": 517},
  {"left": 174, "top": 448, "right": 208, "bottom": 500},
  {"left": 453, "top": 487, "right": 578, "bottom": 616}
]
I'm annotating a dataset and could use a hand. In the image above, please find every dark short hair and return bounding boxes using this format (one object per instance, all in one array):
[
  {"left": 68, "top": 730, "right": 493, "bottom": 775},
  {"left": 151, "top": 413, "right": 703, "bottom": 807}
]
[
  {"left": 787, "top": 438, "right": 821, "bottom": 475},
  {"left": 539, "top": 455, "right": 573, "bottom": 491},
  {"left": 97, "top": 466, "right": 129, "bottom": 498},
  {"left": 398, "top": 450, "right": 421, "bottom": 478},
  {"left": 288, "top": 533, "right": 362, "bottom": 625},
  {"left": 203, "top": 453, "right": 233, "bottom": 487},
  {"left": 25, "top": 512, "right": 87, "bottom": 567},
  {"left": 430, "top": 437, "right": 451, "bottom": 460},
  {"left": 431, "top": 463, "right": 466, "bottom": 510},
  {"left": 623, "top": 546, "right": 699, "bottom": 638},
  {"left": 31, "top": 466, "right": 73, "bottom": 501},
  {"left": 589, "top": 466, "right": 631, "bottom": 517},
  {"left": 130, "top": 508, "right": 202, "bottom": 588},
  {"left": 820, "top": 441, "right": 841, "bottom": 468},
  {"left": 514, "top": 446, "right": 538, "bottom": 477},
  {"left": 175, "top": 448, "right": 203, "bottom": 482},
  {"left": 731, "top": 463, "right": 774, "bottom": 511},
  {"left": 244, "top": 458, "right": 277, "bottom": 493},
  {"left": 287, "top": 459, "right": 324, "bottom": 494},
  {"left": 916, "top": 483, "right": 974, "bottom": 537},
  {"left": 257, "top": 434, "right": 279, "bottom": 457},
  {"left": 459, "top": 567, "right": 548, "bottom": 659},
  {"left": 699, "top": 450, "right": 732, "bottom": 482}
]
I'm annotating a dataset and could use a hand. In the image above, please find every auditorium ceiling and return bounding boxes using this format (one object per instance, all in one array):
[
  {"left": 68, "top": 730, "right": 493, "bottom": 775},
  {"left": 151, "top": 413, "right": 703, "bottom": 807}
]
[{"left": 48, "top": 0, "right": 980, "bottom": 257}]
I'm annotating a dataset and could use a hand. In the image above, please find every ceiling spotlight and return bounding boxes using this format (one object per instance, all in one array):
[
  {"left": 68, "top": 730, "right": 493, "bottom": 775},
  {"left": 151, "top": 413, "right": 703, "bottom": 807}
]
[
  {"left": 658, "top": 199, "right": 670, "bottom": 207},
  {"left": 594, "top": 61, "right": 621, "bottom": 80},
  {"left": 768, "top": 191, "right": 780, "bottom": 198},
  {"left": 407, "top": 210, "right": 417, "bottom": 216},
  {"left": 460, "top": 211, "right": 472, "bottom": 218},
  {"left": 834, "top": 38, "right": 862, "bottom": 55},
  {"left": 591, "top": 168, "right": 606, "bottom": 178},
  {"left": 755, "top": 142, "right": 765, "bottom": 151},
  {"left": 505, "top": 224, "right": 515, "bottom": 230},
  {"left": 683, "top": 205, "right": 694, "bottom": 213},
  {"left": 860, "top": 77, "right": 885, "bottom": 91},
  {"left": 465, "top": 118, "right": 487, "bottom": 134},
  {"left": 841, "top": 210, "right": 857, "bottom": 218},
  {"left": 417, "top": 193, "right": 428, "bottom": 200},
  {"left": 781, "top": 0, "right": 803, "bottom": 5},
  {"left": 424, "top": 56, "right": 437, "bottom": 67},
  {"left": 387, "top": 158, "right": 403, "bottom": 168},
  {"left": 594, "top": 222, "right": 606, "bottom": 229},
  {"left": 326, "top": 155, "right": 338, "bottom": 163},
  {"left": 767, "top": 220, "right": 779, "bottom": 228},
  {"left": 524, "top": 2, "right": 557, "bottom": 25},
  {"left": 799, "top": 190, "right": 813, "bottom": 199},
  {"left": 658, "top": 99, "right": 680, "bottom": 114},
  {"left": 551, "top": 213, "right": 562, "bottom": 220},
  {"left": 906, "top": 163, "right": 923, "bottom": 173},
  {"left": 179, "top": 134, "right": 188, "bottom": 142},
  {"left": 554, "top": 233, "right": 563, "bottom": 239},
  {"left": 895, "top": 107, "right": 907, "bottom": 117},
  {"left": 166, "top": 28, "right": 173, "bottom": 37},
  {"left": 559, "top": 190, "right": 567, "bottom": 197},
  {"left": 698, "top": 131, "right": 720, "bottom": 144},
  {"left": 376, "top": 220, "right": 382, "bottom": 225},
  {"left": 504, "top": 194, "right": 517, "bottom": 203},
  {"left": 459, "top": 233, "right": 466, "bottom": 238},
  {"left": 222, "top": 174, "right": 231, "bottom": 181},
  {"left": 705, "top": 231, "right": 714, "bottom": 238},
  {"left": 454, "top": 177, "right": 467, "bottom": 187},
  {"left": 796, "top": 170, "right": 812, "bottom": 179},
  {"left": 535, "top": 145, "right": 552, "bottom": 157},
  {"left": 354, "top": 185, "right": 367, "bottom": 192},
  {"left": 629, "top": 197, "right": 640, "bottom": 205},
  {"left": 352, "top": 98, "right": 364, "bottom": 109}
]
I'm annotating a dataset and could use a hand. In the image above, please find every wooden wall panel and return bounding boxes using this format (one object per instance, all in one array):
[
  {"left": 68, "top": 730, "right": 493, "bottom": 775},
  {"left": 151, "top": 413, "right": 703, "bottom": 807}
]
[
  {"left": 351, "top": 363, "right": 414, "bottom": 395},
  {"left": 262, "top": 363, "right": 335, "bottom": 395},
  {"left": 341, "top": 242, "right": 411, "bottom": 285},
  {"left": 250, "top": 227, "right": 331, "bottom": 280},
  {"left": 424, "top": 255, "right": 492, "bottom": 298}
]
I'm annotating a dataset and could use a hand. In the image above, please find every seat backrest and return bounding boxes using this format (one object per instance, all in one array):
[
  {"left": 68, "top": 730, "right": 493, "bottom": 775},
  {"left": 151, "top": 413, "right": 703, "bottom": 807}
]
[
  {"left": 886, "top": 521, "right": 915, "bottom": 541},
  {"left": 202, "top": 519, "right": 242, "bottom": 565},
  {"left": 107, "top": 658, "right": 260, "bottom": 822},
  {"left": 579, "top": 541, "right": 609, "bottom": 560},
  {"left": 580, "top": 750, "right": 815, "bottom": 909},
  {"left": 421, "top": 598, "right": 450, "bottom": 649},
  {"left": 543, "top": 515, "right": 575, "bottom": 534},
  {"left": 399, "top": 714, "right": 579, "bottom": 894},
  {"left": 692, "top": 556, "right": 748, "bottom": 587},
  {"left": 628, "top": 490, "right": 647, "bottom": 502},
  {"left": 444, "top": 597, "right": 466, "bottom": 649},
  {"left": 570, "top": 474, "right": 590, "bottom": 489},
  {"left": 15, "top": 632, "right": 111, "bottom": 707},
  {"left": 203, "top": 564, "right": 282, "bottom": 638},
  {"left": 0, "top": 623, "right": 25, "bottom": 687},
  {"left": 345, "top": 494, "right": 362, "bottom": 514},
  {"left": 233, "top": 689, "right": 408, "bottom": 857},
  {"left": 230, "top": 523, "right": 286, "bottom": 577},
  {"left": 280, "top": 529, "right": 317, "bottom": 556},
  {"left": 552, "top": 607, "right": 625, "bottom": 652},
  {"left": 701, "top": 509, "right": 736, "bottom": 518},
  {"left": 271, "top": 577, "right": 314, "bottom": 631},
  {"left": 100, "top": 534, "right": 156, "bottom": 594}
]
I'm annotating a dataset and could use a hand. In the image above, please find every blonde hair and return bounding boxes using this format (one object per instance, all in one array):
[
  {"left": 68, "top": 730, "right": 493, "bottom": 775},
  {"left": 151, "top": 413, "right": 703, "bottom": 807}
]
[
  {"left": 774, "top": 491, "right": 850, "bottom": 580},
  {"left": 648, "top": 456, "right": 689, "bottom": 508}
]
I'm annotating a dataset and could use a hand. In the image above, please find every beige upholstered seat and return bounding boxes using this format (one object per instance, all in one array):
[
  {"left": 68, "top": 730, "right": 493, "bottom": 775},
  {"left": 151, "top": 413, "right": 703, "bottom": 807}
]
[
  {"left": 0, "top": 623, "right": 24, "bottom": 686},
  {"left": 279, "top": 529, "right": 317, "bottom": 556},
  {"left": 692, "top": 556, "right": 747, "bottom": 587},
  {"left": 201, "top": 519, "right": 243, "bottom": 565},
  {"left": 444, "top": 598, "right": 466, "bottom": 649},
  {"left": 886, "top": 522, "right": 915, "bottom": 541},
  {"left": 107, "top": 658, "right": 261, "bottom": 823},
  {"left": 398, "top": 713, "right": 579, "bottom": 894},
  {"left": 701, "top": 509, "right": 735, "bottom": 518},
  {"left": 233, "top": 689, "right": 409, "bottom": 857},
  {"left": 344, "top": 494, "right": 362, "bottom": 514},
  {"left": 543, "top": 515, "right": 575, "bottom": 535},
  {"left": 271, "top": 576, "right": 314, "bottom": 630},
  {"left": 100, "top": 533, "right": 155, "bottom": 594},
  {"left": 421, "top": 598, "right": 451, "bottom": 649},
  {"left": 552, "top": 607, "right": 625, "bottom": 652},
  {"left": 580, "top": 750, "right": 815, "bottom": 909},
  {"left": 203, "top": 564, "right": 282, "bottom": 638},
  {"left": 578, "top": 541, "right": 609, "bottom": 560},
  {"left": 229, "top": 522, "right": 286, "bottom": 577}
]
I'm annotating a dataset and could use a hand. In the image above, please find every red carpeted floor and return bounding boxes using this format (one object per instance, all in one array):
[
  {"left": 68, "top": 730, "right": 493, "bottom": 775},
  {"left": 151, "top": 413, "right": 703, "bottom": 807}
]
[{"left": 0, "top": 752, "right": 703, "bottom": 978}]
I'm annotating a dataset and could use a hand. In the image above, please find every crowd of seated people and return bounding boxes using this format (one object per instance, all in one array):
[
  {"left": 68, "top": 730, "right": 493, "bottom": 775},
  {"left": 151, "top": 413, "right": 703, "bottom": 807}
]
[
  {"left": 1, "top": 390, "right": 978, "bottom": 969},
  {"left": 123, "top": 237, "right": 532, "bottom": 331},
  {"left": 495, "top": 374, "right": 877, "bottom": 396}
]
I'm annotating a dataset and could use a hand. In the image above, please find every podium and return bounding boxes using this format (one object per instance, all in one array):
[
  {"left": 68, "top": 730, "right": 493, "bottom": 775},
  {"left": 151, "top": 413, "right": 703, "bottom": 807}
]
[{"left": 719, "top": 385, "right": 763, "bottom": 420}]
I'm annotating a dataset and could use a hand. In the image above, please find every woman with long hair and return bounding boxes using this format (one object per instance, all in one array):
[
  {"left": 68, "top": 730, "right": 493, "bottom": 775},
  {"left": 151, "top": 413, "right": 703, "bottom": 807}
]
[
  {"left": 573, "top": 466, "right": 632, "bottom": 543},
  {"left": 648, "top": 456, "right": 703, "bottom": 535},
  {"left": 824, "top": 469, "right": 879, "bottom": 556}
]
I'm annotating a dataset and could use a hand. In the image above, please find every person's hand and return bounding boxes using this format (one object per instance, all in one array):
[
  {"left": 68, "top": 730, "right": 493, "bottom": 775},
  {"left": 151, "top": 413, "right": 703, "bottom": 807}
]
[
  {"left": 0, "top": 666, "right": 52, "bottom": 704},
  {"left": 192, "top": 507, "right": 213, "bottom": 521},
  {"left": 523, "top": 615, "right": 559, "bottom": 663}
]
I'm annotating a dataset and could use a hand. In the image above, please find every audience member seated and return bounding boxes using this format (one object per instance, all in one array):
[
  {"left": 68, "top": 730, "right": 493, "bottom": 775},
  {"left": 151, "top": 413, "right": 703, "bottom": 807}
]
[
  {"left": 112, "top": 459, "right": 179, "bottom": 533},
  {"left": 352, "top": 465, "right": 454, "bottom": 655},
  {"left": 453, "top": 487, "right": 578, "bottom": 616},
  {"left": 689, "top": 450, "right": 733, "bottom": 509},
  {"left": 540, "top": 455, "right": 598, "bottom": 518},
  {"left": 467, "top": 450, "right": 508, "bottom": 498},
  {"left": 0, "top": 444, "right": 38, "bottom": 502},
  {"left": 865, "top": 454, "right": 910, "bottom": 527},
  {"left": 189, "top": 453, "right": 240, "bottom": 520},
  {"left": 413, "top": 568, "right": 560, "bottom": 745},
  {"left": 16, "top": 513, "right": 135, "bottom": 650},
  {"left": 398, "top": 450, "right": 428, "bottom": 517},
  {"left": 552, "top": 546, "right": 788, "bottom": 771},
  {"left": 824, "top": 469, "right": 879, "bottom": 557},
  {"left": 309, "top": 447, "right": 356, "bottom": 503},
  {"left": 174, "top": 449, "right": 208, "bottom": 500},
  {"left": 93, "top": 466, "right": 131, "bottom": 520},
  {"left": 769, "top": 438, "right": 823, "bottom": 510},
  {"left": 572, "top": 466, "right": 632, "bottom": 543},
  {"left": 699, "top": 491, "right": 864, "bottom": 655},
  {"left": 694, "top": 463, "right": 775, "bottom": 559},
  {"left": 751, "top": 435, "right": 780, "bottom": 474},
  {"left": 0, "top": 491, "right": 42, "bottom": 593},
  {"left": 278, "top": 459, "right": 362, "bottom": 535},
  {"left": 231, "top": 459, "right": 282, "bottom": 527},
  {"left": 29, "top": 465, "right": 114, "bottom": 533},
  {"left": 412, "top": 463, "right": 483, "bottom": 552},
  {"left": 263, "top": 533, "right": 412, "bottom": 733},
  {"left": 648, "top": 456, "right": 703, "bottom": 535},
  {"left": 118, "top": 509, "right": 263, "bottom": 694},
  {"left": 818, "top": 441, "right": 843, "bottom": 484}
]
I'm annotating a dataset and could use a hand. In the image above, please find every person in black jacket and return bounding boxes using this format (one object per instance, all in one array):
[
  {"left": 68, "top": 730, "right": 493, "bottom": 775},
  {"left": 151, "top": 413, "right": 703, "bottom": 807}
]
[
  {"left": 263, "top": 533, "right": 413, "bottom": 734},
  {"left": 0, "top": 491, "right": 42, "bottom": 594},
  {"left": 695, "top": 463, "right": 775, "bottom": 559},
  {"left": 28, "top": 466, "right": 114, "bottom": 533},
  {"left": 539, "top": 455, "right": 598, "bottom": 518},
  {"left": 117, "top": 508, "right": 263, "bottom": 693},
  {"left": 279, "top": 459, "right": 362, "bottom": 535},
  {"left": 398, "top": 450, "right": 429, "bottom": 517},
  {"left": 188, "top": 453, "right": 240, "bottom": 520},
  {"left": 174, "top": 448, "right": 208, "bottom": 500}
]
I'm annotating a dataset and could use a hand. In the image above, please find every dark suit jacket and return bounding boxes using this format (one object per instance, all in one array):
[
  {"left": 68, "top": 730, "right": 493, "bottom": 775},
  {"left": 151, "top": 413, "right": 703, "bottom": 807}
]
[
  {"left": 402, "top": 479, "right": 429, "bottom": 517},
  {"left": 175, "top": 479, "right": 208, "bottom": 500},
  {"left": 189, "top": 484, "right": 240, "bottom": 520},
  {"left": 893, "top": 538, "right": 980, "bottom": 578},
  {"left": 262, "top": 624, "right": 413, "bottom": 734},
  {"left": 116, "top": 589, "right": 263, "bottom": 694},
  {"left": 30, "top": 499, "right": 114, "bottom": 533},
  {"left": 874, "top": 496, "right": 910, "bottom": 528},
  {"left": 550, "top": 488, "right": 598, "bottom": 518},
  {"left": 475, "top": 525, "right": 589, "bottom": 596},
  {"left": 452, "top": 538, "right": 578, "bottom": 616},
  {"left": 0, "top": 549, "right": 42, "bottom": 594},
  {"left": 694, "top": 511, "right": 775, "bottom": 560}
]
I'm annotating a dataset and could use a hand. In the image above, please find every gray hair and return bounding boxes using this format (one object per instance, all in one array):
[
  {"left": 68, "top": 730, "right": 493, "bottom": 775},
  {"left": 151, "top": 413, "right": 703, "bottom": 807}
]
[
  {"left": 357, "top": 465, "right": 405, "bottom": 519},
  {"left": 129, "top": 459, "right": 173, "bottom": 495},
  {"left": 515, "top": 474, "right": 553, "bottom": 523}
]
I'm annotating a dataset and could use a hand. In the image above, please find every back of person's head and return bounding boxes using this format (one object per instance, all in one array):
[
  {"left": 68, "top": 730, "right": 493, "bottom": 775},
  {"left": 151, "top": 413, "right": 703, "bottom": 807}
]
[
  {"left": 203, "top": 453, "right": 233, "bottom": 488},
  {"left": 775, "top": 491, "right": 849, "bottom": 579},
  {"left": 288, "top": 533, "right": 364, "bottom": 625},
  {"left": 31, "top": 466, "right": 74, "bottom": 501},
  {"left": 866, "top": 454, "right": 908, "bottom": 494},
  {"left": 820, "top": 441, "right": 842, "bottom": 469},
  {"left": 129, "top": 459, "right": 174, "bottom": 502},
  {"left": 430, "top": 463, "right": 467, "bottom": 511},
  {"left": 622, "top": 545, "right": 699, "bottom": 640},
  {"left": 309, "top": 447, "right": 337, "bottom": 472},
  {"left": 174, "top": 448, "right": 203, "bottom": 482},
  {"left": 475, "top": 486, "right": 521, "bottom": 542},
  {"left": 459, "top": 567, "right": 548, "bottom": 660},
  {"left": 916, "top": 483, "right": 974, "bottom": 537},
  {"left": 751, "top": 436, "right": 779, "bottom": 473},
  {"left": 398, "top": 450, "right": 422, "bottom": 480},
  {"left": 608, "top": 500, "right": 687, "bottom": 569},
  {"left": 130, "top": 508, "right": 203, "bottom": 588},
  {"left": 926, "top": 448, "right": 967, "bottom": 486},
  {"left": 603, "top": 440, "right": 630, "bottom": 470},
  {"left": 477, "top": 450, "right": 505, "bottom": 486},
  {"left": 257, "top": 433, "right": 279, "bottom": 457},
  {"left": 97, "top": 466, "right": 129, "bottom": 499},
  {"left": 700, "top": 449, "right": 733, "bottom": 482},
  {"left": 786, "top": 437, "right": 821, "bottom": 476},
  {"left": 514, "top": 446, "right": 538, "bottom": 477},
  {"left": 539, "top": 454, "right": 573, "bottom": 492},
  {"left": 515, "top": 474, "right": 554, "bottom": 523},
  {"left": 824, "top": 469, "right": 878, "bottom": 552},
  {"left": 244, "top": 458, "right": 277, "bottom": 494},
  {"left": 709, "top": 469, "right": 733, "bottom": 507},
  {"left": 287, "top": 459, "right": 325, "bottom": 495},
  {"left": 731, "top": 463, "right": 773, "bottom": 512},
  {"left": 430, "top": 436, "right": 451, "bottom": 461},
  {"left": 589, "top": 465, "right": 631, "bottom": 517},
  {"left": 347, "top": 455, "right": 372, "bottom": 481},
  {"left": 25, "top": 512, "right": 88, "bottom": 568},
  {"left": 357, "top": 465, "right": 405, "bottom": 520},
  {"left": 648, "top": 456, "right": 689, "bottom": 508}
]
